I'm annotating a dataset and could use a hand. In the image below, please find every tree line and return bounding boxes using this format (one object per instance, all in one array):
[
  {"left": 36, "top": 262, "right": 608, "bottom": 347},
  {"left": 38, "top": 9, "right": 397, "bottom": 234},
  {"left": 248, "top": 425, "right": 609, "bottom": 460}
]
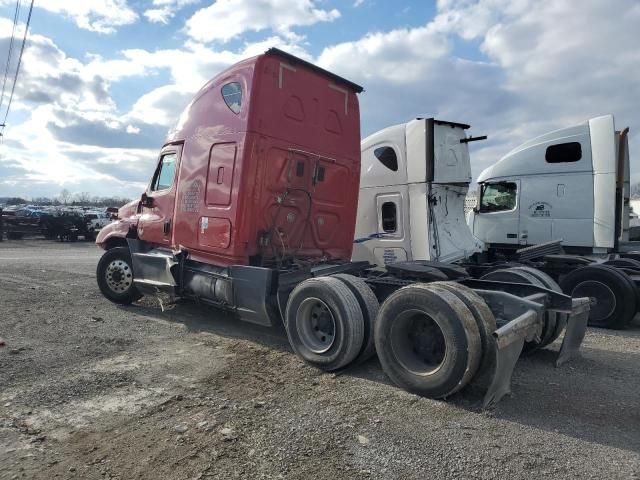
[{"left": 1, "top": 189, "right": 132, "bottom": 208}]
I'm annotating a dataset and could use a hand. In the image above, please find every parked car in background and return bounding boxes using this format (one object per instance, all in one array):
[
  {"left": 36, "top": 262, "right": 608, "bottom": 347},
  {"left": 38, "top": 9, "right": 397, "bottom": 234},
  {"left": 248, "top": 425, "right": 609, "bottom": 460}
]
[{"left": 84, "top": 212, "right": 112, "bottom": 241}]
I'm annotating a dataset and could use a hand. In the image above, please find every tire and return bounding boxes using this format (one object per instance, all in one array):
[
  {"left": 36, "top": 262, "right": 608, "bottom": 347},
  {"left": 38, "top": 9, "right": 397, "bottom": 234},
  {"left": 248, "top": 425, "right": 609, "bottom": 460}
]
[
  {"left": 560, "top": 264, "right": 636, "bottom": 329},
  {"left": 603, "top": 258, "right": 640, "bottom": 270},
  {"left": 510, "top": 266, "right": 567, "bottom": 346},
  {"left": 374, "top": 283, "right": 481, "bottom": 399},
  {"left": 285, "top": 276, "right": 365, "bottom": 372},
  {"left": 96, "top": 247, "right": 143, "bottom": 305},
  {"left": 480, "top": 268, "right": 557, "bottom": 352},
  {"left": 602, "top": 259, "right": 640, "bottom": 312},
  {"left": 333, "top": 274, "right": 379, "bottom": 363},
  {"left": 430, "top": 282, "right": 497, "bottom": 382}
]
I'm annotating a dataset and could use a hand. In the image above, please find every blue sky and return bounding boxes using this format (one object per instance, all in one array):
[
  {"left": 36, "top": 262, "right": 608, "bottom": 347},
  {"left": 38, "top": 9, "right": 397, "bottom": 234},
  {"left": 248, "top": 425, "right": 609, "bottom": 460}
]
[{"left": 0, "top": 0, "right": 638, "bottom": 200}]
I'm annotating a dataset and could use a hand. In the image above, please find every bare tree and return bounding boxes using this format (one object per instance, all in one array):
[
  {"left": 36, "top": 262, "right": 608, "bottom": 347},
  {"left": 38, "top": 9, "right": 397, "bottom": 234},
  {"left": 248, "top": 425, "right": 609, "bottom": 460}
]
[
  {"left": 59, "top": 189, "right": 71, "bottom": 205},
  {"left": 75, "top": 192, "right": 91, "bottom": 204}
]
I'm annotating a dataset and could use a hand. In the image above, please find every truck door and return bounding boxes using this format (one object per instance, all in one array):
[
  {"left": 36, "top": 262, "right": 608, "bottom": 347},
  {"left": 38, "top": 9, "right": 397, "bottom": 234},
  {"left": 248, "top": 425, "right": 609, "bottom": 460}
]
[
  {"left": 373, "top": 191, "right": 409, "bottom": 265},
  {"left": 476, "top": 180, "right": 521, "bottom": 245},
  {"left": 137, "top": 145, "right": 181, "bottom": 247}
]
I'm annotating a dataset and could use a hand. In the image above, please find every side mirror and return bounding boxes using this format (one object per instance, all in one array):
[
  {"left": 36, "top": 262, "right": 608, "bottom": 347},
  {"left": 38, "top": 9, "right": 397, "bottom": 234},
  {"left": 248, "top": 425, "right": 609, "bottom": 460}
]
[{"left": 140, "top": 192, "right": 154, "bottom": 208}]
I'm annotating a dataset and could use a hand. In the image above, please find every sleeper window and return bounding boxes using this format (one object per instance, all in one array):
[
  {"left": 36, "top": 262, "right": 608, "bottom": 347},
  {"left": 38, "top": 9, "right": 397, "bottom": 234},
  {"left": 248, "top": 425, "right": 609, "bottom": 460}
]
[
  {"left": 221, "top": 82, "right": 242, "bottom": 114},
  {"left": 152, "top": 153, "right": 177, "bottom": 191},
  {"left": 479, "top": 182, "right": 517, "bottom": 212},
  {"left": 374, "top": 146, "right": 398, "bottom": 172},
  {"left": 545, "top": 142, "right": 582, "bottom": 163}
]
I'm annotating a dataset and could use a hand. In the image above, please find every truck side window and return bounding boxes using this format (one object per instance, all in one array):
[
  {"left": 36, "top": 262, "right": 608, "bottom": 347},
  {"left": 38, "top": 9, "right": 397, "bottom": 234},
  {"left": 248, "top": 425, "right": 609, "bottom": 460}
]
[
  {"left": 479, "top": 182, "right": 517, "bottom": 212},
  {"left": 381, "top": 202, "right": 397, "bottom": 232},
  {"left": 545, "top": 142, "right": 582, "bottom": 163},
  {"left": 221, "top": 82, "right": 242, "bottom": 114},
  {"left": 374, "top": 146, "right": 398, "bottom": 171},
  {"left": 152, "top": 153, "right": 177, "bottom": 192}
]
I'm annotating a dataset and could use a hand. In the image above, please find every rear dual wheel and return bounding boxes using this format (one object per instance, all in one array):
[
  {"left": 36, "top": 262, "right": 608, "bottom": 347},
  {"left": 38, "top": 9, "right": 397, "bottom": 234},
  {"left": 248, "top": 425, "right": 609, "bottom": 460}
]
[
  {"left": 374, "top": 283, "right": 486, "bottom": 399},
  {"left": 560, "top": 264, "right": 636, "bottom": 329},
  {"left": 480, "top": 267, "right": 560, "bottom": 352}
]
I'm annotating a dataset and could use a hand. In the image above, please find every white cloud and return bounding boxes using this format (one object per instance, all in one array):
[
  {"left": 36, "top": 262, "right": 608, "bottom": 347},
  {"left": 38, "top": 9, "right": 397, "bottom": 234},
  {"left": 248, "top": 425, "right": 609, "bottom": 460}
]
[
  {"left": 185, "top": 0, "right": 340, "bottom": 43},
  {"left": 317, "top": 0, "right": 640, "bottom": 181},
  {"left": 433, "top": 0, "right": 640, "bottom": 179},
  {"left": 143, "top": 0, "right": 200, "bottom": 24},
  {"left": 32, "top": 0, "right": 138, "bottom": 34},
  {"left": 0, "top": 15, "right": 315, "bottom": 198},
  {"left": 3, "top": 0, "right": 640, "bottom": 199}
]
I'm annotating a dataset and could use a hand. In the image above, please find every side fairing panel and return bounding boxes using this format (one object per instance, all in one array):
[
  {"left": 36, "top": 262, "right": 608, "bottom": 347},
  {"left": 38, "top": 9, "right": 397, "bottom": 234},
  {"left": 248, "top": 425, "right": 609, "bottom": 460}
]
[
  {"left": 408, "top": 183, "right": 429, "bottom": 261},
  {"left": 405, "top": 119, "right": 471, "bottom": 185},
  {"left": 432, "top": 123, "right": 471, "bottom": 184},
  {"left": 589, "top": 115, "right": 616, "bottom": 249}
]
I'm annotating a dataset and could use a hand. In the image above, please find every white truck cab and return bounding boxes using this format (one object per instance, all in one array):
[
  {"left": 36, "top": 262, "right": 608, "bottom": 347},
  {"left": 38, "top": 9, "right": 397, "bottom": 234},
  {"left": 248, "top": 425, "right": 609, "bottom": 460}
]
[
  {"left": 353, "top": 118, "right": 484, "bottom": 267},
  {"left": 469, "top": 115, "right": 631, "bottom": 254}
]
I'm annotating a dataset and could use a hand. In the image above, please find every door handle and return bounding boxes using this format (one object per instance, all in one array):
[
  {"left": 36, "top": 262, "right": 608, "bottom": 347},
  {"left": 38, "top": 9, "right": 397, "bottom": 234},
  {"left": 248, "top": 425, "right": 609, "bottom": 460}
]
[{"left": 163, "top": 219, "right": 171, "bottom": 235}]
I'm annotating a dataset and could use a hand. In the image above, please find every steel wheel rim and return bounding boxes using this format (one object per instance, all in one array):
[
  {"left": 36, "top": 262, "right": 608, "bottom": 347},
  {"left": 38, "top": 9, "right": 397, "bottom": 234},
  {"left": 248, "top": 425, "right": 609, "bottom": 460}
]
[
  {"left": 572, "top": 280, "right": 616, "bottom": 322},
  {"left": 105, "top": 259, "right": 133, "bottom": 294},
  {"left": 296, "top": 297, "right": 336, "bottom": 354},
  {"left": 390, "top": 309, "right": 447, "bottom": 376}
]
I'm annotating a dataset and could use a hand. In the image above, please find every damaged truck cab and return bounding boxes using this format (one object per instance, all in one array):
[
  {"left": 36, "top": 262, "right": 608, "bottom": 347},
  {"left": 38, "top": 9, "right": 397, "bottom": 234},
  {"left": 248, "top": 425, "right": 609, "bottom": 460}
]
[
  {"left": 96, "top": 49, "right": 590, "bottom": 406},
  {"left": 97, "top": 48, "right": 362, "bottom": 324}
]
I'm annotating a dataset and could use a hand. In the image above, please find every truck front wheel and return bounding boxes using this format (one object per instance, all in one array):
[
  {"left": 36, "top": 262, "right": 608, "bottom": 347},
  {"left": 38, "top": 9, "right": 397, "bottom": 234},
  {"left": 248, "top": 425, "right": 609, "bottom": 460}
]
[{"left": 96, "top": 247, "right": 142, "bottom": 305}]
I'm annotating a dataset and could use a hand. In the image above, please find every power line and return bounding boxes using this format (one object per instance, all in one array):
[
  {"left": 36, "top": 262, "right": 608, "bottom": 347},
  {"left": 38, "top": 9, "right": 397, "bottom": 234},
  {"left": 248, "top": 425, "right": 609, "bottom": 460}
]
[
  {"left": 0, "top": 0, "right": 22, "bottom": 112},
  {"left": 1, "top": 0, "right": 33, "bottom": 130}
]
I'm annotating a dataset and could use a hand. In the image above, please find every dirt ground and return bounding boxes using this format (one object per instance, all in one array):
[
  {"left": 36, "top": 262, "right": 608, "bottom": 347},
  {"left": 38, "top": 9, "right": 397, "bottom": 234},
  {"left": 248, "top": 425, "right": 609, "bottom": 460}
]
[{"left": 0, "top": 239, "right": 639, "bottom": 480}]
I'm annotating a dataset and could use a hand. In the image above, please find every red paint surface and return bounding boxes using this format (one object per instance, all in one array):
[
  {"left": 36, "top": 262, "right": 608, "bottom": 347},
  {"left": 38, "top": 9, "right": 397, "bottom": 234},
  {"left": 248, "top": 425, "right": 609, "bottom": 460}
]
[{"left": 105, "top": 51, "right": 362, "bottom": 267}]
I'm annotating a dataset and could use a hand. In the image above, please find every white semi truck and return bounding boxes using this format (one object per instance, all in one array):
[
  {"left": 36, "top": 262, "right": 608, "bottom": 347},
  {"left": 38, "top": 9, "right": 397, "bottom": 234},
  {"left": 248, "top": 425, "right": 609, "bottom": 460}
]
[
  {"left": 469, "top": 115, "right": 638, "bottom": 329},
  {"left": 352, "top": 118, "right": 589, "bottom": 360},
  {"left": 352, "top": 115, "right": 636, "bottom": 330}
]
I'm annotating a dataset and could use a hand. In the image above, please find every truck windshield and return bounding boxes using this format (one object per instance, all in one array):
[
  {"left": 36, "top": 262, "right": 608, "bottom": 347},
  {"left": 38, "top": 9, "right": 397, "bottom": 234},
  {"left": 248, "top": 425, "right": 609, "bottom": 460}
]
[{"left": 480, "top": 182, "right": 517, "bottom": 212}]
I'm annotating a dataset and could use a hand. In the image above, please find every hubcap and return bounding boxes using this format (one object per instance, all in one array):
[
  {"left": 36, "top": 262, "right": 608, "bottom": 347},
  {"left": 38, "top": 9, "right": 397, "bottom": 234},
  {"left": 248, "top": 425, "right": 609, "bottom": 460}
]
[
  {"left": 390, "top": 310, "right": 447, "bottom": 375},
  {"left": 296, "top": 297, "right": 336, "bottom": 354},
  {"left": 105, "top": 259, "right": 133, "bottom": 294},
  {"left": 572, "top": 280, "right": 616, "bottom": 322}
]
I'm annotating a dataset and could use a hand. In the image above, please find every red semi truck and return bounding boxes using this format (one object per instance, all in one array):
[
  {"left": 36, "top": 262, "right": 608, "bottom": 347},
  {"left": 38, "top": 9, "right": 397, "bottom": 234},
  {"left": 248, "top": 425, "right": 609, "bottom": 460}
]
[{"left": 96, "top": 48, "right": 590, "bottom": 406}]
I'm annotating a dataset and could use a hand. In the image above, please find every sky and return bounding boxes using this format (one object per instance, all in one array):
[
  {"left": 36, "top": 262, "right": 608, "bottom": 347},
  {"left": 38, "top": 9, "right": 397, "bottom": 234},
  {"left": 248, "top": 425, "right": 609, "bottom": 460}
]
[{"left": 0, "top": 0, "right": 638, "bottom": 200}]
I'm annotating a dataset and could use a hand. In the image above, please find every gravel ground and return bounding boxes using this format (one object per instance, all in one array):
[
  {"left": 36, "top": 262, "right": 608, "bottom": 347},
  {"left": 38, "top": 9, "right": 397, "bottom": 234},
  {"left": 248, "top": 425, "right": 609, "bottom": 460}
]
[{"left": 0, "top": 239, "right": 639, "bottom": 480}]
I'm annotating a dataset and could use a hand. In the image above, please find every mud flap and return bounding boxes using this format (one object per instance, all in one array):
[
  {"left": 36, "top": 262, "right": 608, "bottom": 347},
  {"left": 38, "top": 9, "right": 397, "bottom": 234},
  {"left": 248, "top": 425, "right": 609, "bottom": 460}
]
[
  {"left": 556, "top": 297, "right": 590, "bottom": 367},
  {"left": 482, "top": 310, "right": 538, "bottom": 408},
  {"left": 480, "top": 297, "right": 591, "bottom": 407}
]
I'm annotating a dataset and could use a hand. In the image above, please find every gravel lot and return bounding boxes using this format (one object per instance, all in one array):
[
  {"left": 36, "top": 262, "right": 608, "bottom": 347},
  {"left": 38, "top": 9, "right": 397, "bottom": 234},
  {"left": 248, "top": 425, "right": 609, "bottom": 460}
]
[{"left": 0, "top": 239, "right": 639, "bottom": 480}]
